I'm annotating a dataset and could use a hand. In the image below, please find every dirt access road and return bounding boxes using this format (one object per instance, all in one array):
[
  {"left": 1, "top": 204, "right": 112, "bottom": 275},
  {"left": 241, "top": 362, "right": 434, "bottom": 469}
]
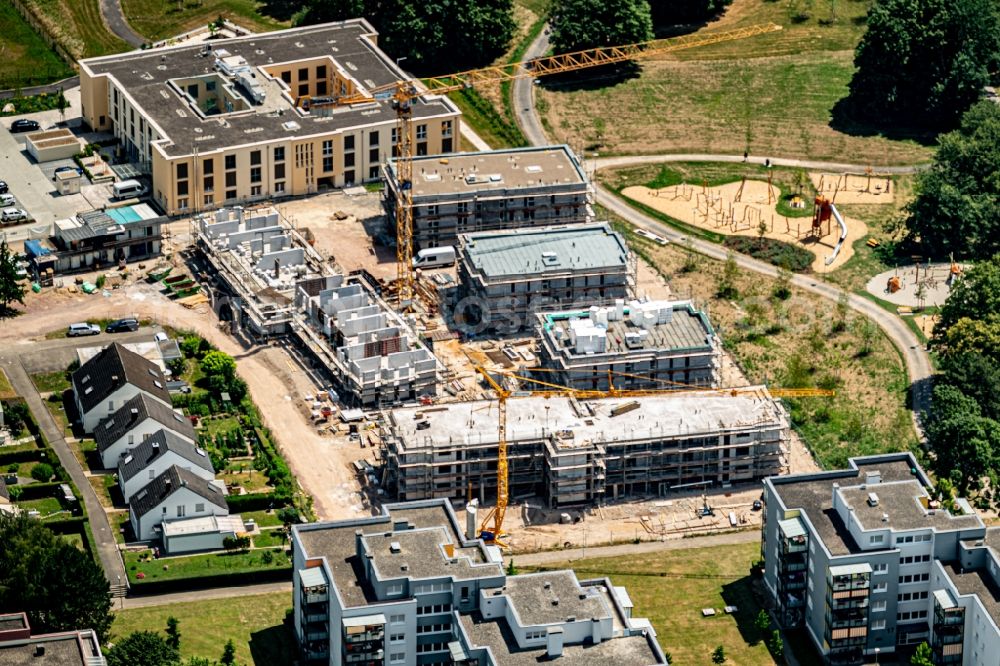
[{"left": 0, "top": 279, "right": 369, "bottom": 523}]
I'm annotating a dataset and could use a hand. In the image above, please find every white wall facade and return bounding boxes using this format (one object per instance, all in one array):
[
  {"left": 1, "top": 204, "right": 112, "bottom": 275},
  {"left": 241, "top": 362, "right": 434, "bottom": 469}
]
[
  {"left": 131, "top": 486, "right": 227, "bottom": 541},
  {"left": 118, "top": 451, "right": 214, "bottom": 501}
]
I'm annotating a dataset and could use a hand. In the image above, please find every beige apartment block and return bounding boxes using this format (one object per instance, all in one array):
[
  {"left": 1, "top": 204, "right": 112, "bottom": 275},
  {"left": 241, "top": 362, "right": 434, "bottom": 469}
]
[{"left": 79, "top": 20, "right": 461, "bottom": 216}]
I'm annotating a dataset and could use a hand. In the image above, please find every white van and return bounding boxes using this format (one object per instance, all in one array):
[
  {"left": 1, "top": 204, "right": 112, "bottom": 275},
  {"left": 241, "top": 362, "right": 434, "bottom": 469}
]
[
  {"left": 412, "top": 246, "right": 456, "bottom": 269},
  {"left": 113, "top": 179, "right": 146, "bottom": 199}
]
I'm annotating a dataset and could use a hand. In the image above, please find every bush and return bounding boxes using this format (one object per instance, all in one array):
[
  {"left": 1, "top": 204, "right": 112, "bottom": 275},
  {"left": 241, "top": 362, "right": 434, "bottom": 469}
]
[
  {"left": 31, "top": 463, "right": 54, "bottom": 483},
  {"left": 6, "top": 463, "right": 19, "bottom": 474},
  {"left": 722, "top": 236, "right": 813, "bottom": 273}
]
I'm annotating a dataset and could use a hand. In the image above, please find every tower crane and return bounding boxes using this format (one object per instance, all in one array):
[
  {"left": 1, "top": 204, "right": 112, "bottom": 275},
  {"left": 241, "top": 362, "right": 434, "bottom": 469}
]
[
  {"left": 315, "top": 23, "right": 783, "bottom": 309},
  {"left": 473, "top": 366, "right": 832, "bottom": 546}
]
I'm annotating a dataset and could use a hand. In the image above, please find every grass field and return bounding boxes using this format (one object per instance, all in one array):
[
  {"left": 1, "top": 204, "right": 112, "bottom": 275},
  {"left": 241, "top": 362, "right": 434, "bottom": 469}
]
[
  {"left": 536, "top": 0, "right": 935, "bottom": 164},
  {"left": 21, "top": 0, "right": 128, "bottom": 60},
  {"left": 120, "top": 0, "right": 288, "bottom": 42},
  {"left": 113, "top": 591, "right": 295, "bottom": 665},
  {"left": 0, "top": 2, "right": 74, "bottom": 89},
  {"left": 125, "top": 548, "right": 290, "bottom": 584},
  {"left": 613, "top": 214, "right": 917, "bottom": 469},
  {"left": 0, "top": 369, "right": 15, "bottom": 399},
  {"left": 30, "top": 371, "right": 70, "bottom": 395},
  {"left": 526, "top": 542, "right": 778, "bottom": 665}
]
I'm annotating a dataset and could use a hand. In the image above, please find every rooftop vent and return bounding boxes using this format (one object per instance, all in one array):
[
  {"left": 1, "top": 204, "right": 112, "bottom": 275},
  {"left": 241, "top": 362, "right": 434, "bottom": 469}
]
[
  {"left": 151, "top": 441, "right": 160, "bottom": 449},
  {"left": 130, "top": 408, "right": 139, "bottom": 415},
  {"left": 390, "top": 541, "right": 402, "bottom": 554},
  {"left": 881, "top": 512, "right": 889, "bottom": 522},
  {"left": 281, "top": 121, "right": 301, "bottom": 131},
  {"left": 543, "top": 581, "right": 551, "bottom": 589},
  {"left": 525, "top": 165, "right": 543, "bottom": 173},
  {"left": 34, "top": 644, "right": 45, "bottom": 657},
  {"left": 541, "top": 252, "right": 560, "bottom": 266},
  {"left": 551, "top": 598, "right": 559, "bottom": 607},
  {"left": 867, "top": 492, "right": 880, "bottom": 507}
]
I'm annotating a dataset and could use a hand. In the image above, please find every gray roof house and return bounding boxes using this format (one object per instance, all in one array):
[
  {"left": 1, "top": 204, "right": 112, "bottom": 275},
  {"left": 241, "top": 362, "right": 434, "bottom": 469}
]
[
  {"left": 0, "top": 611, "right": 106, "bottom": 665},
  {"left": 129, "top": 465, "right": 228, "bottom": 542},
  {"left": 72, "top": 342, "right": 172, "bottom": 433},
  {"left": 94, "top": 393, "right": 194, "bottom": 469},
  {"left": 117, "top": 429, "right": 215, "bottom": 503}
]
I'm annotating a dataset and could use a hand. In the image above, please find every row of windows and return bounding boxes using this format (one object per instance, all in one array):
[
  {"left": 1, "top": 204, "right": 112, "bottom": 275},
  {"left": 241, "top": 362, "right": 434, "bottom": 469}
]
[
  {"left": 899, "top": 573, "right": 930, "bottom": 585},
  {"left": 900, "top": 554, "right": 931, "bottom": 565},
  {"left": 899, "top": 590, "right": 929, "bottom": 602},
  {"left": 417, "top": 603, "right": 452, "bottom": 616},
  {"left": 896, "top": 534, "right": 933, "bottom": 544},
  {"left": 413, "top": 583, "right": 450, "bottom": 594},
  {"left": 898, "top": 609, "right": 928, "bottom": 621},
  {"left": 417, "top": 642, "right": 448, "bottom": 654},
  {"left": 417, "top": 622, "right": 451, "bottom": 634}
]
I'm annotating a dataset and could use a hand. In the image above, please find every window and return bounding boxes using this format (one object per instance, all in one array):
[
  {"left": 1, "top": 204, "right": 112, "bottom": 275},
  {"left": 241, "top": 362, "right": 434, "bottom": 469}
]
[
  {"left": 323, "top": 157, "right": 333, "bottom": 173},
  {"left": 316, "top": 65, "right": 327, "bottom": 78},
  {"left": 195, "top": 503, "right": 204, "bottom": 512},
  {"left": 177, "top": 198, "right": 189, "bottom": 210},
  {"left": 322, "top": 139, "right": 333, "bottom": 156},
  {"left": 298, "top": 83, "right": 308, "bottom": 97},
  {"left": 390, "top": 614, "right": 405, "bottom": 625},
  {"left": 204, "top": 175, "right": 214, "bottom": 192},
  {"left": 390, "top": 633, "right": 405, "bottom": 642},
  {"left": 344, "top": 170, "right": 355, "bottom": 185},
  {"left": 416, "top": 124, "right": 427, "bottom": 140},
  {"left": 225, "top": 155, "right": 236, "bottom": 170},
  {"left": 390, "top": 653, "right": 405, "bottom": 664},
  {"left": 226, "top": 190, "right": 236, "bottom": 201},
  {"left": 416, "top": 142, "right": 427, "bottom": 156},
  {"left": 274, "top": 163, "right": 285, "bottom": 180},
  {"left": 176, "top": 163, "right": 188, "bottom": 179},
  {"left": 871, "top": 619, "right": 886, "bottom": 631},
  {"left": 442, "top": 138, "right": 453, "bottom": 153},
  {"left": 273, "top": 147, "right": 285, "bottom": 162},
  {"left": 177, "top": 505, "right": 186, "bottom": 517},
  {"left": 370, "top": 132, "right": 379, "bottom": 146},
  {"left": 873, "top": 563, "right": 888, "bottom": 574},
  {"left": 344, "top": 135, "right": 355, "bottom": 151},
  {"left": 204, "top": 194, "right": 213, "bottom": 206},
  {"left": 442, "top": 119, "right": 452, "bottom": 137},
  {"left": 250, "top": 167, "right": 262, "bottom": 183},
  {"left": 203, "top": 159, "right": 214, "bottom": 174},
  {"left": 872, "top": 600, "right": 887, "bottom": 612},
  {"left": 281, "top": 71, "right": 291, "bottom": 84},
  {"left": 873, "top": 583, "right": 887, "bottom": 593},
  {"left": 275, "top": 182, "right": 285, "bottom": 193},
  {"left": 344, "top": 152, "right": 355, "bottom": 168},
  {"left": 225, "top": 172, "right": 236, "bottom": 188},
  {"left": 370, "top": 148, "right": 379, "bottom": 163},
  {"left": 251, "top": 185, "right": 262, "bottom": 196},
  {"left": 869, "top": 535, "right": 884, "bottom": 545},
  {"left": 250, "top": 150, "right": 261, "bottom": 166},
  {"left": 149, "top": 469, "right": 156, "bottom": 479},
  {"left": 369, "top": 166, "right": 379, "bottom": 180},
  {"left": 298, "top": 67, "right": 308, "bottom": 80}
]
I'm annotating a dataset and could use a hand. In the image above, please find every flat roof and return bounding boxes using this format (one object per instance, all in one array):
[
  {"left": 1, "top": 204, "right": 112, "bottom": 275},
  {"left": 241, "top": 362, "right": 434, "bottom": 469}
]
[
  {"left": 81, "top": 20, "right": 456, "bottom": 158},
  {"left": 458, "top": 614, "right": 664, "bottom": 665},
  {"left": 390, "top": 145, "right": 587, "bottom": 198},
  {"left": 769, "top": 456, "right": 936, "bottom": 556},
  {"left": 838, "top": 480, "right": 982, "bottom": 532},
  {"left": 541, "top": 301, "right": 714, "bottom": 358},
  {"left": 492, "top": 571, "right": 610, "bottom": 626},
  {"left": 161, "top": 514, "right": 243, "bottom": 537},
  {"left": 0, "top": 630, "right": 103, "bottom": 666},
  {"left": 461, "top": 223, "right": 628, "bottom": 280},
  {"left": 362, "top": 526, "right": 502, "bottom": 582},
  {"left": 388, "top": 389, "right": 783, "bottom": 452},
  {"left": 944, "top": 562, "right": 1000, "bottom": 628},
  {"left": 294, "top": 502, "right": 472, "bottom": 608}
]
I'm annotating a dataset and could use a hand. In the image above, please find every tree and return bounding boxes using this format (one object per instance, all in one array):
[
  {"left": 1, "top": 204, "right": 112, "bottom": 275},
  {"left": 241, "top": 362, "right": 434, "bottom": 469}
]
[
  {"left": 550, "top": 0, "right": 653, "bottom": 54},
  {"left": 105, "top": 631, "right": 179, "bottom": 666},
  {"left": 507, "top": 558, "right": 518, "bottom": 576},
  {"left": 56, "top": 87, "right": 68, "bottom": 123},
  {"left": 201, "top": 351, "right": 237, "bottom": 381},
  {"left": 220, "top": 639, "right": 237, "bottom": 665},
  {"left": 753, "top": 609, "right": 770, "bottom": 632},
  {"left": 846, "top": 0, "right": 1000, "bottom": 129},
  {"left": 296, "top": 0, "right": 515, "bottom": 74},
  {"left": 911, "top": 641, "right": 934, "bottom": 666},
  {"left": 717, "top": 251, "right": 740, "bottom": 299},
  {"left": 936, "top": 254, "right": 1000, "bottom": 334},
  {"left": 166, "top": 616, "right": 181, "bottom": 651},
  {"left": 938, "top": 315, "right": 1000, "bottom": 360},
  {"left": 905, "top": 105, "right": 1000, "bottom": 259},
  {"left": 0, "top": 240, "right": 26, "bottom": 315},
  {"left": 852, "top": 316, "right": 879, "bottom": 356},
  {"left": 1, "top": 400, "right": 29, "bottom": 434},
  {"left": 768, "top": 629, "right": 784, "bottom": 657},
  {"left": 939, "top": 351, "right": 1000, "bottom": 421},
  {"left": 711, "top": 645, "right": 726, "bottom": 663},
  {"left": 924, "top": 384, "right": 1000, "bottom": 491},
  {"left": 30, "top": 462, "right": 53, "bottom": 482},
  {"left": 832, "top": 292, "right": 850, "bottom": 333},
  {"left": 0, "top": 512, "right": 112, "bottom": 641},
  {"left": 649, "top": 0, "right": 731, "bottom": 26}
]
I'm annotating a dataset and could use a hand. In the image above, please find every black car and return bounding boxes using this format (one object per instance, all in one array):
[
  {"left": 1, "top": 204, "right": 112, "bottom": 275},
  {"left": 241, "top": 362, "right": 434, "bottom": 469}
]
[
  {"left": 106, "top": 318, "right": 139, "bottom": 333},
  {"left": 10, "top": 119, "right": 40, "bottom": 133},
  {"left": 0, "top": 181, "right": 7, "bottom": 194}
]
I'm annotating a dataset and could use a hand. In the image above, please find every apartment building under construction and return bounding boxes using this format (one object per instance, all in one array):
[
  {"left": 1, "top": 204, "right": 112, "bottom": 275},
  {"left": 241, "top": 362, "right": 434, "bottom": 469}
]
[
  {"left": 382, "top": 145, "right": 593, "bottom": 250},
  {"left": 382, "top": 389, "right": 789, "bottom": 508}
]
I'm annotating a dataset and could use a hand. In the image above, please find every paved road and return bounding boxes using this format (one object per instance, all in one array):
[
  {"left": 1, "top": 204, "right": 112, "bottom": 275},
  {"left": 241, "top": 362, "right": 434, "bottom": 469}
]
[
  {"left": 0, "top": 77, "right": 80, "bottom": 101},
  {"left": 99, "top": 0, "right": 146, "bottom": 48},
  {"left": 0, "top": 357, "right": 128, "bottom": 592},
  {"left": 121, "top": 581, "right": 292, "bottom": 610},
  {"left": 511, "top": 27, "right": 933, "bottom": 435}
]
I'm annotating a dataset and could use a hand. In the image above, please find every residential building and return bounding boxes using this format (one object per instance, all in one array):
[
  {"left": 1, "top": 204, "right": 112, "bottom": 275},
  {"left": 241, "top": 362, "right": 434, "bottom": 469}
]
[
  {"left": 382, "top": 145, "right": 593, "bottom": 250},
  {"left": 384, "top": 389, "right": 788, "bottom": 507},
  {"left": 94, "top": 393, "right": 195, "bottom": 469},
  {"left": 160, "top": 514, "right": 247, "bottom": 554},
  {"left": 761, "top": 452, "right": 998, "bottom": 665},
  {"left": 78, "top": 20, "right": 460, "bottom": 216},
  {"left": 290, "top": 499, "right": 668, "bottom": 665},
  {"left": 71, "top": 342, "right": 172, "bottom": 433},
  {"left": 456, "top": 223, "right": 633, "bottom": 334},
  {"left": 535, "top": 299, "right": 721, "bottom": 391},
  {"left": 129, "top": 464, "right": 228, "bottom": 542},
  {"left": 117, "top": 429, "right": 215, "bottom": 502},
  {"left": 47, "top": 205, "right": 165, "bottom": 274},
  {"left": 0, "top": 612, "right": 105, "bottom": 665}
]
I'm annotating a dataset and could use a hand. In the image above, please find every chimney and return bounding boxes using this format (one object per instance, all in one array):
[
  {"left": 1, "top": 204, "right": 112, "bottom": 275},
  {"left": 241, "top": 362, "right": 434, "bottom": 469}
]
[
  {"left": 546, "top": 627, "right": 564, "bottom": 659},
  {"left": 591, "top": 618, "right": 603, "bottom": 644},
  {"left": 466, "top": 499, "right": 478, "bottom": 541}
]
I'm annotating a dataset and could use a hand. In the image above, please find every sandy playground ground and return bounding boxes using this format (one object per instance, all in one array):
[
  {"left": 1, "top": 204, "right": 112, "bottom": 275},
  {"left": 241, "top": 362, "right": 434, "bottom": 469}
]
[
  {"left": 622, "top": 179, "right": 869, "bottom": 272},
  {"left": 810, "top": 171, "right": 896, "bottom": 205}
]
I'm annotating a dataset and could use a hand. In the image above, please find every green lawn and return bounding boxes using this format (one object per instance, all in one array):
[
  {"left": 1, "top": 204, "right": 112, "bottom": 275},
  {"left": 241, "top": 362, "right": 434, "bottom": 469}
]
[
  {"left": 113, "top": 591, "right": 295, "bottom": 665},
  {"left": 241, "top": 509, "right": 284, "bottom": 528},
  {"left": 20, "top": 0, "right": 128, "bottom": 61},
  {"left": 0, "top": 2, "right": 74, "bottom": 89},
  {"left": 251, "top": 529, "right": 286, "bottom": 549},
  {"left": 0, "top": 369, "right": 16, "bottom": 400},
  {"left": 120, "top": 0, "right": 289, "bottom": 42},
  {"left": 124, "top": 548, "right": 291, "bottom": 584},
  {"left": 17, "top": 497, "right": 69, "bottom": 519},
  {"left": 30, "top": 371, "right": 70, "bottom": 395},
  {"left": 525, "top": 542, "right": 777, "bottom": 665}
]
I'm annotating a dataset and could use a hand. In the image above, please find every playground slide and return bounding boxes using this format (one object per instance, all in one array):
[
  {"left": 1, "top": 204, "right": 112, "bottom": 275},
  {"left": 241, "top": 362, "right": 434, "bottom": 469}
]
[{"left": 824, "top": 203, "right": 849, "bottom": 267}]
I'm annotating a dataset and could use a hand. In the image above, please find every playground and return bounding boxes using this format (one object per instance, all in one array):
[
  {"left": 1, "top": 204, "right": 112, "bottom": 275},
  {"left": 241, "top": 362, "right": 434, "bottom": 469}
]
[
  {"left": 621, "top": 178, "right": 869, "bottom": 272},
  {"left": 865, "top": 262, "right": 966, "bottom": 308},
  {"left": 809, "top": 171, "right": 895, "bottom": 205}
]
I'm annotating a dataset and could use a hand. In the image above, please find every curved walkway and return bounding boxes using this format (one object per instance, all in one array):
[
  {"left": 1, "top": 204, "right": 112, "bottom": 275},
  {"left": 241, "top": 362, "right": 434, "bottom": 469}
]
[
  {"left": 99, "top": 0, "right": 146, "bottom": 49},
  {"left": 512, "top": 27, "right": 933, "bottom": 436}
]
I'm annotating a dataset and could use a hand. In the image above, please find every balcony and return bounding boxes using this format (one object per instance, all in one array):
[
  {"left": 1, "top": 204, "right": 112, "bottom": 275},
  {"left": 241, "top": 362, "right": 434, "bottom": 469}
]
[{"left": 305, "top": 591, "right": 329, "bottom": 604}]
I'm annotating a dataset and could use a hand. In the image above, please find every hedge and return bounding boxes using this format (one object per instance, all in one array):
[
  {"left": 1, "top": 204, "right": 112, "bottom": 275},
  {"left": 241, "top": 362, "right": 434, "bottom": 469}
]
[
  {"left": 0, "top": 448, "right": 47, "bottom": 465},
  {"left": 128, "top": 564, "right": 292, "bottom": 595},
  {"left": 16, "top": 481, "right": 64, "bottom": 500},
  {"left": 43, "top": 516, "right": 88, "bottom": 534},
  {"left": 226, "top": 492, "right": 292, "bottom": 513}
]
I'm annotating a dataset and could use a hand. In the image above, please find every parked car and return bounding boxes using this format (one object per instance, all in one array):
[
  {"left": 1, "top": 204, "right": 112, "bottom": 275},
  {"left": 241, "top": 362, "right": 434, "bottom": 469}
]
[
  {"left": 10, "top": 119, "right": 40, "bottom": 133},
  {"left": 1, "top": 208, "right": 27, "bottom": 223},
  {"left": 0, "top": 181, "right": 8, "bottom": 194},
  {"left": 67, "top": 323, "right": 101, "bottom": 337},
  {"left": 105, "top": 318, "right": 139, "bottom": 333},
  {"left": 0, "top": 194, "right": 14, "bottom": 207}
]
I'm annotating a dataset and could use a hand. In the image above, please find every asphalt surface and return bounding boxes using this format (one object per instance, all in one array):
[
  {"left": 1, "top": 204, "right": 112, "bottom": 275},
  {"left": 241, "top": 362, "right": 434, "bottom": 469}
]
[
  {"left": 99, "top": 0, "right": 146, "bottom": 48},
  {"left": 512, "top": 27, "right": 932, "bottom": 436}
]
